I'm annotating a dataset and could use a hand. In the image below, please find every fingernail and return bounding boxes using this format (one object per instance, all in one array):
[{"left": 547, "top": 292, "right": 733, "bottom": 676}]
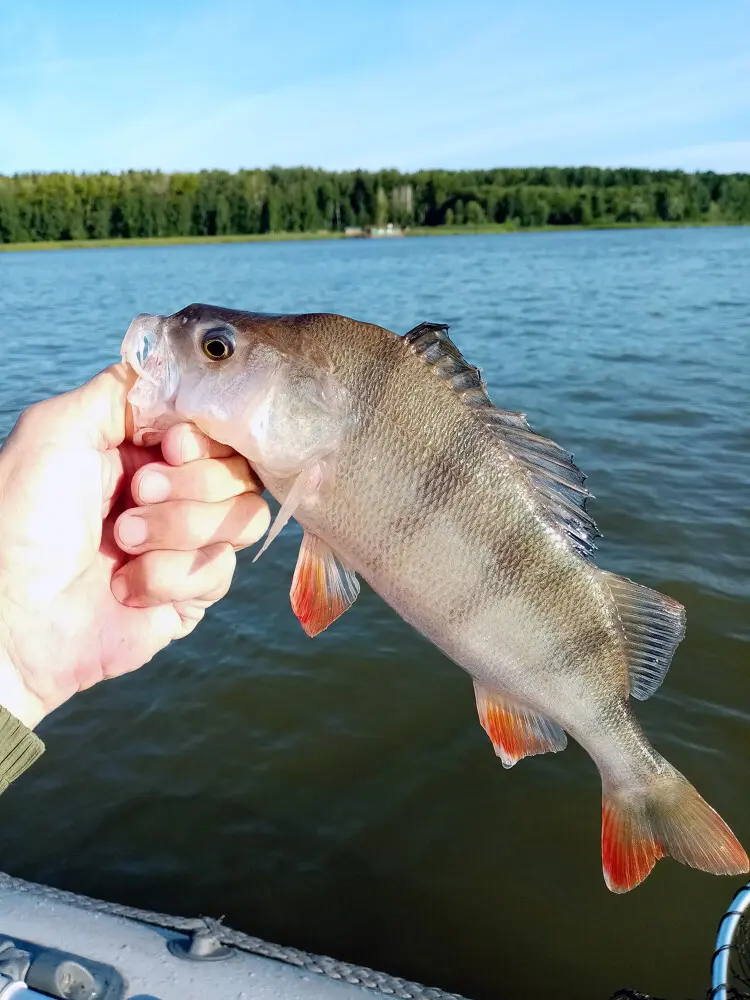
[
  {"left": 117, "top": 514, "right": 148, "bottom": 549},
  {"left": 138, "top": 470, "right": 170, "bottom": 503},
  {"left": 111, "top": 574, "right": 130, "bottom": 604}
]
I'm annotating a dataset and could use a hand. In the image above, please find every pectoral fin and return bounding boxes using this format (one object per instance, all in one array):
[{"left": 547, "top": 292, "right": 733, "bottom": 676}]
[
  {"left": 253, "top": 463, "right": 326, "bottom": 563},
  {"left": 473, "top": 682, "right": 567, "bottom": 768},
  {"left": 291, "top": 532, "right": 360, "bottom": 637}
]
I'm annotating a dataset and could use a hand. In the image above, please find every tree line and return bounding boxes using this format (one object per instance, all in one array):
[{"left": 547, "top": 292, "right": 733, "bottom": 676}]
[{"left": 0, "top": 166, "right": 748, "bottom": 243}]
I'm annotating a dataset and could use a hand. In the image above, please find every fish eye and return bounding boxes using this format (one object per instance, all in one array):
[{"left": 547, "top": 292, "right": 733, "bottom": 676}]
[{"left": 201, "top": 329, "right": 235, "bottom": 361}]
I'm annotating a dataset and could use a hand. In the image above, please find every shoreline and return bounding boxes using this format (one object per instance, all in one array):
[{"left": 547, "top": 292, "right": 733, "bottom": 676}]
[{"left": 0, "top": 220, "right": 746, "bottom": 253}]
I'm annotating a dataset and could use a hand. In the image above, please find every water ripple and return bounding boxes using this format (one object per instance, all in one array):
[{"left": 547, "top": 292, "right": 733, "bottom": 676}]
[{"left": 0, "top": 227, "right": 749, "bottom": 1000}]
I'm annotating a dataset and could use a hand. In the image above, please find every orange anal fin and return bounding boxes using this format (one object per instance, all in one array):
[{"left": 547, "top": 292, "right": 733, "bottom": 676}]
[
  {"left": 473, "top": 682, "right": 567, "bottom": 768},
  {"left": 290, "top": 532, "right": 360, "bottom": 637}
]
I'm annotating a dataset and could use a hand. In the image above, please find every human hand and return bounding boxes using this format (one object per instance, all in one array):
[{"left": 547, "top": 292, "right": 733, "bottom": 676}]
[{"left": 0, "top": 362, "right": 270, "bottom": 730}]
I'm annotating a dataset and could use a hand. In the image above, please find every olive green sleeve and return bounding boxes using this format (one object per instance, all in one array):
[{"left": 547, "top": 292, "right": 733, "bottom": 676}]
[{"left": 0, "top": 705, "right": 45, "bottom": 793}]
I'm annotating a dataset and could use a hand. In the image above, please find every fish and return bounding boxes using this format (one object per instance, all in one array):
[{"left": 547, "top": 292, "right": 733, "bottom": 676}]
[{"left": 121, "top": 303, "right": 748, "bottom": 893}]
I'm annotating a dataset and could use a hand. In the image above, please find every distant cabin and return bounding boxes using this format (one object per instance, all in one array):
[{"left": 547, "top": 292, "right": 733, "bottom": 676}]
[{"left": 344, "top": 224, "right": 405, "bottom": 238}]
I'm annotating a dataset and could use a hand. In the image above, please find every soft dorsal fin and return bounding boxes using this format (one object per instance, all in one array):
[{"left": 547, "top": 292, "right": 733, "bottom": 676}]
[
  {"left": 403, "top": 322, "right": 599, "bottom": 558},
  {"left": 602, "top": 571, "right": 686, "bottom": 700}
]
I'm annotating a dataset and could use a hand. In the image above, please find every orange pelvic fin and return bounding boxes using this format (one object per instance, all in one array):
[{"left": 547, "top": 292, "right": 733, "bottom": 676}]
[
  {"left": 473, "top": 682, "right": 567, "bottom": 768},
  {"left": 290, "top": 532, "right": 360, "bottom": 637},
  {"left": 602, "top": 769, "right": 749, "bottom": 893}
]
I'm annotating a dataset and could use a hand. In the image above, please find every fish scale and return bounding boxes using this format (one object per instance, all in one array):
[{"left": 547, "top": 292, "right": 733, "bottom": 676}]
[{"left": 121, "top": 302, "right": 748, "bottom": 893}]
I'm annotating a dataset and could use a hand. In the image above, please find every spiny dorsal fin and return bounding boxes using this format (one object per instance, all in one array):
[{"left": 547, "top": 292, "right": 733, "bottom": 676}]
[
  {"left": 403, "top": 322, "right": 600, "bottom": 558},
  {"left": 602, "top": 571, "right": 686, "bottom": 700}
]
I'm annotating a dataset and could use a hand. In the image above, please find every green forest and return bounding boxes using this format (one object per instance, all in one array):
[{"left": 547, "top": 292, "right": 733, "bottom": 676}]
[{"left": 1, "top": 166, "right": 749, "bottom": 244}]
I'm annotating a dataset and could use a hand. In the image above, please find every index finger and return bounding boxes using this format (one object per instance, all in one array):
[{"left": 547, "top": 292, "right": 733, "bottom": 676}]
[{"left": 161, "top": 423, "right": 237, "bottom": 466}]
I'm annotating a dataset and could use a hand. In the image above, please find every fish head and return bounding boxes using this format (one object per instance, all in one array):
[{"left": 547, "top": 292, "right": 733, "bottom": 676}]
[{"left": 121, "top": 303, "right": 348, "bottom": 477}]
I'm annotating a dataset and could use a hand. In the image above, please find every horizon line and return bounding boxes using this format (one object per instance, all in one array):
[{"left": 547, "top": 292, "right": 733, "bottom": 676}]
[{"left": 2, "top": 164, "right": 749, "bottom": 179}]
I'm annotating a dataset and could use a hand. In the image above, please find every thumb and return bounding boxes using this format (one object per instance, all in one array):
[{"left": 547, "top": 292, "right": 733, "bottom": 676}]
[{"left": 19, "top": 362, "right": 137, "bottom": 452}]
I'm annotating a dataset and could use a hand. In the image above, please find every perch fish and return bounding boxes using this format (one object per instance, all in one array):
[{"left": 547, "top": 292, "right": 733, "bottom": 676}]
[{"left": 121, "top": 303, "right": 748, "bottom": 893}]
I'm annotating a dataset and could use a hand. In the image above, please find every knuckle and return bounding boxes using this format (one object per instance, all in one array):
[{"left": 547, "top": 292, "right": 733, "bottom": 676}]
[
  {"left": 197, "top": 543, "right": 235, "bottom": 596},
  {"left": 16, "top": 398, "right": 54, "bottom": 432},
  {"left": 243, "top": 498, "right": 271, "bottom": 540},
  {"left": 122, "top": 555, "right": 155, "bottom": 601},
  {"left": 206, "top": 466, "right": 236, "bottom": 501},
  {"left": 139, "top": 552, "right": 173, "bottom": 598},
  {"left": 227, "top": 454, "right": 251, "bottom": 478},
  {"left": 152, "top": 500, "right": 210, "bottom": 547},
  {"left": 173, "top": 462, "right": 217, "bottom": 501},
  {"left": 213, "top": 548, "right": 237, "bottom": 597},
  {"left": 199, "top": 456, "right": 253, "bottom": 501},
  {"left": 183, "top": 502, "right": 215, "bottom": 544},
  {"left": 175, "top": 603, "right": 206, "bottom": 634}
]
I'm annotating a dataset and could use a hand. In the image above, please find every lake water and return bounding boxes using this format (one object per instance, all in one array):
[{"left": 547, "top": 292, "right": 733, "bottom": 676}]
[{"left": 0, "top": 228, "right": 749, "bottom": 1000}]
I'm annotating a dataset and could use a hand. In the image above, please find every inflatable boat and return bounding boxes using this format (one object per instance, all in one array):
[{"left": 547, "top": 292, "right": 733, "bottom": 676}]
[
  {"left": 0, "top": 871, "right": 467, "bottom": 999},
  {"left": 4, "top": 869, "right": 747, "bottom": 999}
]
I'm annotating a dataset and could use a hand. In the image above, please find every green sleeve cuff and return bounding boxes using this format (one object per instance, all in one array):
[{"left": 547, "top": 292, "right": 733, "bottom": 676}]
[{"left": 0, "top": 705, "right": 45, "bottom": 793}]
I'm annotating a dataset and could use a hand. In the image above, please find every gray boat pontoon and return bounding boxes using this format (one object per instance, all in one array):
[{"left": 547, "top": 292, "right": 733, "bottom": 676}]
[
  {"left": 0, "top": 871, "right": 469, "bottom": 1000},
  {"left": 2, "top": 870, "right": 749, "bottom": 999}
]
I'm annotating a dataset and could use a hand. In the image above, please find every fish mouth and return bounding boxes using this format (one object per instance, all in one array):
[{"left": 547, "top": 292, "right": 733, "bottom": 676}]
[
  {"left": 121, "top": 313, "right": 181, "bottom": 444},
  {"left": 122, "top": 313, "right": 165, "bottom": 383}
]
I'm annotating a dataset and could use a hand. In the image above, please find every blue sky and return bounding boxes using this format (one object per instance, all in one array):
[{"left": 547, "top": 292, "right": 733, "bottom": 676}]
[{"left": 0, "top": 0, "right": 748, "bottom": 175}]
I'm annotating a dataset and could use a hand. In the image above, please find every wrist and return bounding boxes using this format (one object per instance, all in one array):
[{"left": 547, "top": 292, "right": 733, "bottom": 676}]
[{"left": 0, "top": 639, "right": 46, "bottom": 732}]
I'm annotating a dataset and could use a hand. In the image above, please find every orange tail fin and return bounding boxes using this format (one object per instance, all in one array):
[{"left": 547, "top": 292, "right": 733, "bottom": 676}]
[{"left": 602, "top": 763, "right": 748, "bottom": 893}]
